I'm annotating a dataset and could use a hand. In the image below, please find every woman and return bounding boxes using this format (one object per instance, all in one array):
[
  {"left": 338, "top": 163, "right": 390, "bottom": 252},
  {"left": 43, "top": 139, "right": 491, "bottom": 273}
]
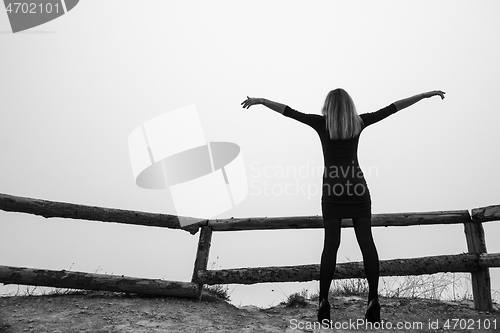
[{"left": 241, "top": 89, "right": 445, "bottom": 323}]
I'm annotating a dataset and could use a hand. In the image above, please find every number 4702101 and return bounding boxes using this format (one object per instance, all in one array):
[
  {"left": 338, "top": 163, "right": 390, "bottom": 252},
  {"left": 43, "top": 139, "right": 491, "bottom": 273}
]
[
  {"left": 5, "top": 2, "right": 61, "bottom": 14},
  {"left": 443, "top": 318, "right": 497, "bottom": 330}
]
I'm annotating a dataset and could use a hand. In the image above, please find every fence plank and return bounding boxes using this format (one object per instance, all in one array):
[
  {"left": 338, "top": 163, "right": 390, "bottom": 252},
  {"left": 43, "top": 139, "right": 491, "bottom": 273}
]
[
  {"left": 191, "top": 226, "right": 213, "bottom": 299},
  {"left": 0, "top": 193, "right": 204, "bottom": 234},
  {"left": 471, "top": 204, "right": 500, "bottom": 222},
  {"left": 463, "top": 221, "right": 493, "bottom": 311},
  {"left": 207, "top": 210, "right": 471, "bottom": 231},
  {"left": 0, "top": 265, "right": 199, "bottom": 298},
  {"left": 0, "top": 193, "right": 474, "bottom": 232},
  {"left": 195, "top": 253, "right": 479, "bottom": 285},
  {"left": 479, "top": 253, "right": 500, "bottom": 268}
]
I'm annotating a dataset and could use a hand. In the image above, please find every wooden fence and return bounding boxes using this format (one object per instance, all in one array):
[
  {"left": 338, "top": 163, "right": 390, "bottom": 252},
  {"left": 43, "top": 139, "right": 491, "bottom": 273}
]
[{"left": 0, "top": 193, "right": 499, "bottom": 311}]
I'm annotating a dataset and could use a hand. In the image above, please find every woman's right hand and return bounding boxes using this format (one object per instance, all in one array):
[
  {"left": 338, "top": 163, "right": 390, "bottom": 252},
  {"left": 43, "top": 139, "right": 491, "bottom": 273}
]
[{"left": 425, "top": 90, "right": 446, "bottom": 100}]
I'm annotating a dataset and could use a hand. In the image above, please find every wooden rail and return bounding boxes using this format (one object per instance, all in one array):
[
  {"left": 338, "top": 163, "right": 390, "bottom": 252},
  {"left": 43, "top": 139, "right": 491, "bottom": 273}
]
[
  {"left": 0, "top": 193, "right": 205, "bottom": 235},
  {"left": 196, "top": 253, "right": 500, "bottom": 284},
  {"left": 0, "top": 265, "right": 199, "bottom": 298},
  {"left": 207, "top": 210, "right": 472, "bottom": 231},
  {"left": 0, "top": 192, "right": 499, "bottom": 310}
]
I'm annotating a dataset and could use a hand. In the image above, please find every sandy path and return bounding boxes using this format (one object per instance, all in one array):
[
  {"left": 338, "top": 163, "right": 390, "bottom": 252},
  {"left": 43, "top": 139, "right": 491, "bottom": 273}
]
[{"left": 0, "top": 291, "right": 498, "bottom": 332}]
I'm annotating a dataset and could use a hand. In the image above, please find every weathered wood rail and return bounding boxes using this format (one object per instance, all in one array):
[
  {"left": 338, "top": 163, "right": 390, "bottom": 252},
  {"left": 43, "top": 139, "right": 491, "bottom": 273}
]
[
  {"left": 0, "top": 266, "right": 199, "bottom": 298},
  {"left": 0, "top": 193, "right": 499, "bottom": 310}
]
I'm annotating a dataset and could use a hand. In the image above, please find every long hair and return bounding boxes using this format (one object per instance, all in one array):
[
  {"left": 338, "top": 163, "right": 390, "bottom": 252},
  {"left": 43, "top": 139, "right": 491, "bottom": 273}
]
[{"left": 321, "top": 88, "right": 363, "bottom": 140}]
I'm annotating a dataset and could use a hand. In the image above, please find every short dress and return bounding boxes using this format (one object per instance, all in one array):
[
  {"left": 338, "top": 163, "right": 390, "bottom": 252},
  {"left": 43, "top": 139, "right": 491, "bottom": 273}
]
[{"left": 283, "top": 103, "right": 398, "bottom": 219}]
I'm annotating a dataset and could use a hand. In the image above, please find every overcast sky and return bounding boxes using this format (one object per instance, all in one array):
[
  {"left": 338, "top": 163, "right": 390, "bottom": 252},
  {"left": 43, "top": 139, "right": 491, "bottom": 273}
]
[{"left": 1, "top": 0, "right": 499, "bottom": 307}]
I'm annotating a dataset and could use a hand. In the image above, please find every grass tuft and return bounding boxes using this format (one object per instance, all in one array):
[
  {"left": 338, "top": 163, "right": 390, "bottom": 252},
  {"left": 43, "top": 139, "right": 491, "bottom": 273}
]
[
  {"left": 330, "top": 278, "right": 369, "bottom": 296},
  {"left": 201, "top": 256, "right": 232, "bottom": 303},
  {"left": 202, "top": 284, "right": 231, "bottom": 302},
  {"left": 284, "top": 289, "right": 309, "bottom": 307}
]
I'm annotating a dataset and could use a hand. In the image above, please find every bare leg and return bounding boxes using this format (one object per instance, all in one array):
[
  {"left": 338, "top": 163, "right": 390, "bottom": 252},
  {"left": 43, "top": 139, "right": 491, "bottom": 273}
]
[
  {"left": 319, "top": 218, "right": 342, "bottom": 301},
  {"left": 352, "top": 216, "right": 379, "bottom": 303}
]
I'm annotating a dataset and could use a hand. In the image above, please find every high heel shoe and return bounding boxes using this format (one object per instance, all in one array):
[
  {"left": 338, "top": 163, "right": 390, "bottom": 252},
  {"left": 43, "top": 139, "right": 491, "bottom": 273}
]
[
  {"left": 365, "top": 298, "right": 381, "bottom": 323},
  {"left": 317, "top": 298, "right": 331, "bottom": 323}
]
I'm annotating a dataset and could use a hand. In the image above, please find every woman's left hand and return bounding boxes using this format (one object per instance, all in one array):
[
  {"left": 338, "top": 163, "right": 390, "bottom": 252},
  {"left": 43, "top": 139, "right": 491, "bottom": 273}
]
[{"left": 241, "top": 96, "right": 265, "bottom": 109}]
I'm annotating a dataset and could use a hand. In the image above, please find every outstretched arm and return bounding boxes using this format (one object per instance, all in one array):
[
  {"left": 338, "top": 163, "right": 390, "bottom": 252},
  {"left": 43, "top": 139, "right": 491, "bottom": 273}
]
[
  {"left": 393, "top": 90, "right": 446, "bottom": 111},
  {"left": 241, "top": 96, "right": 286, "bottom": 114}
]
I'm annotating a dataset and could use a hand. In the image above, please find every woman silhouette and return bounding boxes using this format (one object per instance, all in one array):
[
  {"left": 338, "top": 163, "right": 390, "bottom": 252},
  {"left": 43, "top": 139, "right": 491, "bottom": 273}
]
[{"left": 241, "top": 89, "right": 445, "bottom": 323}]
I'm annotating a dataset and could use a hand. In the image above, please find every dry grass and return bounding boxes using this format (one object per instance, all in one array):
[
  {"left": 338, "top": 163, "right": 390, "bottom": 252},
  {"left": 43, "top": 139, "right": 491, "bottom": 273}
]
[{"left": 280, "top": 272, "right": 498, "bottom": 308}]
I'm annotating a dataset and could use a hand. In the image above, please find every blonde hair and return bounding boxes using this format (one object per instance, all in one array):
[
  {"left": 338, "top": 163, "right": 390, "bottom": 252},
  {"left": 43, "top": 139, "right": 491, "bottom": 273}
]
[{"left": 321, "top": 88, "right": 363, "bottom": 140}]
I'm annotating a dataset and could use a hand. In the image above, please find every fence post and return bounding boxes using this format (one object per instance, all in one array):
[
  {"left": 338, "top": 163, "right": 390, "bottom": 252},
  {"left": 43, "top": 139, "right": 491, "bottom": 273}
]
[
  {"left": 191, "top": 225, "right": 213, "bottom": 300},
  {"left": 463, "top": 221, "right": 493, "bottom": 311}
]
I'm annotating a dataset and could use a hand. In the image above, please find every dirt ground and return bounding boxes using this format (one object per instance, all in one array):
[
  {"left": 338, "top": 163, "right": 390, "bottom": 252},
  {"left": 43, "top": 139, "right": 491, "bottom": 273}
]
[{"left": 0, "top": 291, "right": 499, "bottom": 333}]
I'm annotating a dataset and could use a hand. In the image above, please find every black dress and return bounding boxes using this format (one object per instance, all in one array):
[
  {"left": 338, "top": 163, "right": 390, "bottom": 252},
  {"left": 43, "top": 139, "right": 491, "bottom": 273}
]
[{"left": 283, "top": 104, "right": 398, "bottom": 219}]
